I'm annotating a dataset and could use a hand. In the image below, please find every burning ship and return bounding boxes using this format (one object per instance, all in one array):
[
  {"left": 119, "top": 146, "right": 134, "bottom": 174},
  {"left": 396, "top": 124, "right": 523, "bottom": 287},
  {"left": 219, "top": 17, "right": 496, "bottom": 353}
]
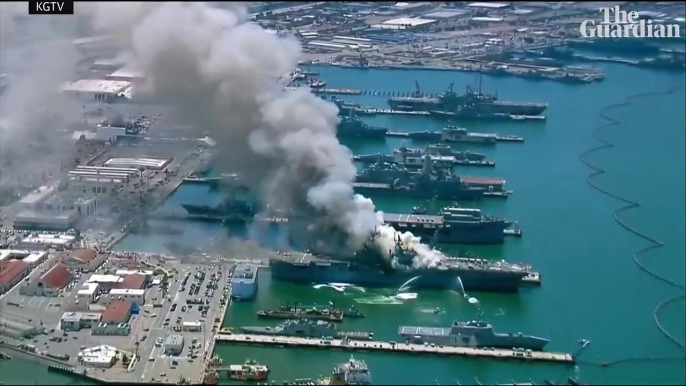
[
  {"left": 388, "top": 80, "right": 547, "bottom": 117},
  {"left": 270, "top": 234, "right": 536, "bottom": 293}
]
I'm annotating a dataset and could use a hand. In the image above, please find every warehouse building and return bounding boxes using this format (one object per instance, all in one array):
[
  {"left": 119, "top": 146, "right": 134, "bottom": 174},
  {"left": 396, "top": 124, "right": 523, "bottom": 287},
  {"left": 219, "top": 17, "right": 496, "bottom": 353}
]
[
  {"left": 14, "top": 233, "right": 76, "bottom": 250},
  {"left": 78, "top": 345, "right": 119, "bottom": 368},
  {"left": 87, "top": 274, "right": 124, "bottom": 290},
  {"left": 0, "top": 249, "right": 47, "bottom": 268},
  {"left": 63, "top": 248, "right": 105, "bottom": 272},
  {"left": 19, "top": 264, "right": 72, "bottom": 297},
  {"left": 0, "top": 260, "right": 31, "bottom": 294},
  {"left": 13, "top": 210, "right": 79, "bottom": 232},
  {"left": 101, "top": 301, "right": 132, "bottom": 324},
  {"left": 164, "top": 334, "right": 184, "bottom": 355},
  {"left": 60, "top": 311, "right": 102, "bottom": 331},
  {"left": 117, "top": 273, "right": 148, "bottom": 290},
  {"left": 92, "top": 322, "right": 131, "bottom": 336},
  {"left": 106, "top": 64, "right": 145, "bottom": 82},
  {"left": 103, "top": 157, "right": 171, "bottom": 170},
  {"left": 76, "top": 282, "right": 100, "bottom": 304},
  {"left": 61, "top": 79, "right": 131, "bottom": 102},
  {"left": 43, "top": 193, "right": 97, "bottom": 217},
  {"left": 0, "top": 317, "right": 45, "bottom": 339},
  {"left": 17, "top": 185, "right": 58, "bottom": 211},
  {"left": 105, "top": 288, "right": 145, "bottom": 306}
]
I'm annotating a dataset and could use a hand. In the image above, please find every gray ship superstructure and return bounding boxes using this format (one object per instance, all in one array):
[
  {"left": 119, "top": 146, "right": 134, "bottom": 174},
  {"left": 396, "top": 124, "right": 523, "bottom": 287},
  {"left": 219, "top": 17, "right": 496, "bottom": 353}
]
[
  {"left": 270, "top": 235, "right": 537, "bottom": 293},
  {"left": 353, "top": 156, "right": 490, "bottom": 200},
  {"left": 240, "top": 318, "right": 373, "bottom": 341},
  {"left": 355, "top": 144, "right": 489, "bottom": 168},
  {"left": 383, "top": 206, "right": 513, "bottom": 244},
  {"left": 399, "top": 311, "right": 549, "bottom": 351}
]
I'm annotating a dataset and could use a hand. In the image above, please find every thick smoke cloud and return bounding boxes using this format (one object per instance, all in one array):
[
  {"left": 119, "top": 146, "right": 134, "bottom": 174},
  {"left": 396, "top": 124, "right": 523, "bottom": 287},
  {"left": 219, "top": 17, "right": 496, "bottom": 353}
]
[
  {"left": 0, "top": 2, "right": 84, "bottom": 162},
  {"left": 84, "top": 2, "right": 445, "bottom": 266}
]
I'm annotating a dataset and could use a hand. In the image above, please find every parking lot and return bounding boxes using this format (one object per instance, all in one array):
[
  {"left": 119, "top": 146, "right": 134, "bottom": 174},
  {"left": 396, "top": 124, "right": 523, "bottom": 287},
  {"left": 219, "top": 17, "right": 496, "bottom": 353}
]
[{"left": 0, "top": 255, "right": 232, "bottom": 384}]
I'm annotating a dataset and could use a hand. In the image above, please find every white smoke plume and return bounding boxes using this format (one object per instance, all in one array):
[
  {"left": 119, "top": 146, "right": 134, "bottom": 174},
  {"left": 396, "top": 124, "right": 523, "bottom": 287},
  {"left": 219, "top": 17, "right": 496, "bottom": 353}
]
[{"left": 82, "top": 2, "right": 445, "bottom": 266}]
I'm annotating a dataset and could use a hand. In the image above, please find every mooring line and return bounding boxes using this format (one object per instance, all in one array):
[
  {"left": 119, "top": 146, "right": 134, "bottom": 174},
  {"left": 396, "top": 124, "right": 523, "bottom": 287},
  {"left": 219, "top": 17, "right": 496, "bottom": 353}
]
[{"left": 578, "top": 87, "right": 686, "bottom": 358}]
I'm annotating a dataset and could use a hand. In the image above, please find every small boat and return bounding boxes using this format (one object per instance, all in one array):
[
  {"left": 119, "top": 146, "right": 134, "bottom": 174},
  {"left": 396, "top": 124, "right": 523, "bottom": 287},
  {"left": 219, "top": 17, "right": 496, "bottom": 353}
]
[
  {"left": 342, "top": 307, "right": 366, "bottom": 318},
  {"left": 228, "top": 359, "right": 270, "bottom": 381}
]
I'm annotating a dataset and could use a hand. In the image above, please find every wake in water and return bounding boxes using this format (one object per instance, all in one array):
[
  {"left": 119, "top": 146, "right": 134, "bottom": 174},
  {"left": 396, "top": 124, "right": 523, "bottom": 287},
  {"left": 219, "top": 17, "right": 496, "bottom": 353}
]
[{"left": 312, "top": 283, "right": 366, "bottom": 293}]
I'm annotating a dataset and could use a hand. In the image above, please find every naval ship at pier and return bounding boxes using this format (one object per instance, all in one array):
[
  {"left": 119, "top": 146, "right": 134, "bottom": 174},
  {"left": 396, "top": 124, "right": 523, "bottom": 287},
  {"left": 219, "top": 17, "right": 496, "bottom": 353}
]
[
  {"left": 270, "top": 235, "right": 539, "bottom": 293},
  {"left": 388, "top": 79, "right": 547, "bottom": 117}
]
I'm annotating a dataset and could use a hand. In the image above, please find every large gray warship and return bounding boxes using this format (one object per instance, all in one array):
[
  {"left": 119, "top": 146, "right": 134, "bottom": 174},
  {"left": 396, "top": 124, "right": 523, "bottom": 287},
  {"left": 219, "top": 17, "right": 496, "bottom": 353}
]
[
  {"left": 399, "top": 311, "right": 549, "bottom": 351},
  {"left": 270, "top": 235, "right": 538, "bottom": 293},
  {"left": 240, "top": 318, "right": 373, "bottom": 341}
]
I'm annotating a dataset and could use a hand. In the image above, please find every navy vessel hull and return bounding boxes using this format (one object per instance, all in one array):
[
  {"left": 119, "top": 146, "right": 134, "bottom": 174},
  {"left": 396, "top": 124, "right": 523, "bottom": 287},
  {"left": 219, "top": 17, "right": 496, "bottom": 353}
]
[
  {"left": 270, "top": 260, "right": 526, "bottom": 293},
  {"left": 352, "top": 183, "right": 485, "bottom": 201},
  {"left": 393, "top": 221, "right": 511, "bottom": 244}
]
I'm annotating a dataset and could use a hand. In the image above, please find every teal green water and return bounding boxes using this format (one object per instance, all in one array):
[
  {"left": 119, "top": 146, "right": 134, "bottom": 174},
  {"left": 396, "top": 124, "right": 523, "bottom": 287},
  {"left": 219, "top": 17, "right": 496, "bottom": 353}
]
[{"left": 3, "top": 64, "right": 683, "bottom": 385}]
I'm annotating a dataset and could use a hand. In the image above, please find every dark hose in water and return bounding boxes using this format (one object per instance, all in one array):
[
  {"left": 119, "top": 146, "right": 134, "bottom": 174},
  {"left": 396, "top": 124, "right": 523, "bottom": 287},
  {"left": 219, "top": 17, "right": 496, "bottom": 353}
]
[{"left": 577, "top": 87, "right": 686, "bottom": 368}]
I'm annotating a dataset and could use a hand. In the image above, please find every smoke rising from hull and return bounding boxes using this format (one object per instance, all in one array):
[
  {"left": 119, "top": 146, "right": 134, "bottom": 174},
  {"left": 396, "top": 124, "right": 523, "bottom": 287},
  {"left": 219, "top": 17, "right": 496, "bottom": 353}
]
[{"left": 86, "top": 2, "right": 445, "bottom": 267}]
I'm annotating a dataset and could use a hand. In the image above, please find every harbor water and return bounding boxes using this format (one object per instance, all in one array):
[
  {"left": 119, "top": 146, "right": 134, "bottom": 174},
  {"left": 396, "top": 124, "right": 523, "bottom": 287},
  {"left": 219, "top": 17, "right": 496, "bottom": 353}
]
[{"left": 4, "top": 63, "right": 683, "bottom": 385}]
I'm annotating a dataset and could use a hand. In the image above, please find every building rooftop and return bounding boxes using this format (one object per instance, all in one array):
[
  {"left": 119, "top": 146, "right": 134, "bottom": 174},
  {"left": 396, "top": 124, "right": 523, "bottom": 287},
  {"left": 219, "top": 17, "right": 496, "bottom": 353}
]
[
  {"left": 109, "top": 288, "right": 145, "bottom": 296},
  {"left": 381, "top": 17, "right": 437, "bottom": 26},
  {"left": 118, "top": 274, "right": 146, "bottom": 290},
  {"left": 0, "top": 249, "right": 45, "bottom": 263},
  {"left": 165, "top": 334, "right": 184, "bottom": 346},
  {"left": 77, "top": 282, "right": 99, "bottom": 295},
  {"left": 87, "top": 274, "right": 123, "bottom": 284},
  {"left": 467, "top": 2, "right": 509, "bottom": 9},
  {"left": 103, "top": 157, "right": 170, "bottom": 169},
  {"left": 101, "top": 301, "right": 131, "bottom": 324},
  {"left": 15, "top": 210, "right": 78, "bottom": 222},
  {"left": 62, "top": 79, "right": 132, "bottom": 95},
  {"left": 69, "top": 248, "right": 98, "bottom": 263},
  {"left": 106, "top": 64, "right": 145, "bottom": 80},
  {"left": 0, "top": 260, "right": 29, "bottom": 287},
  {"left": 423, "top": 10, "right": 469, "bottom": 19},
  {"left": 19, "top": 186, "right": 57, "bottom": 205},
  {"left": 39, "top": 264, "right": 72, "bottom": 289}
]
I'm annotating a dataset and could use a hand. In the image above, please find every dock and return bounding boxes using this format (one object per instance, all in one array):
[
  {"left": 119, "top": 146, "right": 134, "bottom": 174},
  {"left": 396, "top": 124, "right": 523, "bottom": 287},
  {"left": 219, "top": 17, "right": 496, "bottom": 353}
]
[
  {"left": 385, "top": 132, "right": 524, "bottom": 143},
  {"left": 312, "top": 88, "right": 362, "bottom": 95},
  {"left": 352, "top": 155, "right": 495, "bottom": 168},
  {"left": 215, "top": 334, "right": 574, "bottom": 365}
]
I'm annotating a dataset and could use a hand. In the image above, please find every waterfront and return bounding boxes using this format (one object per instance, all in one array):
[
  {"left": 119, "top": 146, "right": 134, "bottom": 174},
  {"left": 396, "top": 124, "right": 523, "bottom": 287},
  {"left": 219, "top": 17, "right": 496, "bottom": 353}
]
[{"left": 2, "top": 63, "right": 684, "bottom": 385}]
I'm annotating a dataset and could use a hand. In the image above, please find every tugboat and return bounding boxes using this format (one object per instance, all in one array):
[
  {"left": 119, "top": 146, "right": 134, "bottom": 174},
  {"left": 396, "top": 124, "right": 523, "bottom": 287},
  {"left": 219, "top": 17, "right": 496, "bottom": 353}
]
[
  {"left": 202, "top": 369, "right": 219, "bottom": 385},
  {"left": 228, "top": 360, "right": 270, "bottom": 381},
  {"left": 342, "top": 307, "right": 366, "bottom": 318}
]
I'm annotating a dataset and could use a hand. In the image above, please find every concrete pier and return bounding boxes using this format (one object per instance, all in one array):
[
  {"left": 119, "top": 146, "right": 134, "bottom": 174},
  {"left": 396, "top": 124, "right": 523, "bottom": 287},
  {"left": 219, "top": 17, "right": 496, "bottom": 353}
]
[{"left": 215, "top": 334, "right": 574, "bottom": 365}]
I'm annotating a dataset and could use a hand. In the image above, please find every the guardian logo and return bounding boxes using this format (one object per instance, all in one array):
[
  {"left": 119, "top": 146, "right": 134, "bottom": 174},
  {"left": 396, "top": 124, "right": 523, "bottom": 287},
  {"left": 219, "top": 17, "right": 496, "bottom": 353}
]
[
  {"left": 28, "top": 1, "right": 74, "bottom": 15},
  {"left": 580, "top": 6, "right": 681, "bottom": 38}
]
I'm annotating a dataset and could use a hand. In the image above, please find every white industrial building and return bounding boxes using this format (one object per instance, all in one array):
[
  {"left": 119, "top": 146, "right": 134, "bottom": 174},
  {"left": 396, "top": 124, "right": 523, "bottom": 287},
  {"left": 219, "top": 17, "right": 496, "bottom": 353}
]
[
  {"left": 103, "top": 157, "right": 171, "bottom": 170},
  {"left": 164, "top": 334, "right": 184, "bottom": 355},
  {"left": 17, "top": 185, "right": 58, "bottom": 211},
  {"left": 467, "top": 2, "right": 510, "bottom": 9},
  {"left": 14, "top": 233, "right": 76, "bottom": 250},
  {"left": 43, "top": 193, "right": 97, "bottom": 217},
  {"left": 61, "top": 79, "right": 132, "bottom": 102},
  {"left": 87, "top": 274, "right": 124, "bottom": 290},
  {"left": 115, "top": 269, "right": 153, "bottom": 278},
  {"left": 68, "top": 175, "right": 127, "bottom": 196},
  {"left": 77, "top": 282, "right": 100, "bottom": 303},
  {"left": 380, "top": 17, "right": 438, "bottom": 28},
  {"left": 0, "top": 249, "right": 47, "bottom": 267},
  {"left": 13, "top": 209, "right": 80, "bottom": 232},
  {"left": 0, "top": 317, "right": 45, "bottom": 339},
  {"left": 92, "top": 322, "right": 131, "bottom": 336},
  {"left": 78, "top": 345, "right": 119, "bottom": 368},
  {"left": 60, "top": 311, "right": 102, "bottom": 331},
  {"left": 106, "top": 64, "right": 145, "bottom": 82},
  {"left": 105, "top": 288, "right": 145, "bottom": 306},
  {"left": 94, "top": 124, "right": 128, "bottom": 142}
]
